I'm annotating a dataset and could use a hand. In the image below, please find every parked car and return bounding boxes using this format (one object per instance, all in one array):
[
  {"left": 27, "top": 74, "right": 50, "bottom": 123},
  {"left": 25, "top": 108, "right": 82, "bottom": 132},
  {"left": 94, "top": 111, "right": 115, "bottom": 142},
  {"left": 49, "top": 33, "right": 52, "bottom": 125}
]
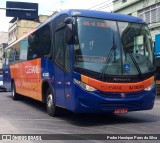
[{"left": 0, "top": 75, "right": 6, "bottom": 91}]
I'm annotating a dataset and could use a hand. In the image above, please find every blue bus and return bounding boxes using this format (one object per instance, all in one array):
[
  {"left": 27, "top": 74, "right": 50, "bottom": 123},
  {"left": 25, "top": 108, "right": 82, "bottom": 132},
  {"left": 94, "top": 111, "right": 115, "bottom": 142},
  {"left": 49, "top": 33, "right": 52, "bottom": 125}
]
[
  {"left": 154, "top": 34, "right": 160, "bottom": 94},
  {"left": 3, "top": 9, "right": 156, "bottom": 116}
]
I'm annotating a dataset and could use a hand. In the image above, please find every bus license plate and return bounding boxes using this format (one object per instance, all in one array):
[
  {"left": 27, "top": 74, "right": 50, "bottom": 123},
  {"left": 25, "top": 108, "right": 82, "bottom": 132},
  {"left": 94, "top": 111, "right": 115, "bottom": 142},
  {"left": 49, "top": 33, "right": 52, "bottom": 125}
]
[{"left": 114, "top": 108, "right": 128, "bottom": 114}]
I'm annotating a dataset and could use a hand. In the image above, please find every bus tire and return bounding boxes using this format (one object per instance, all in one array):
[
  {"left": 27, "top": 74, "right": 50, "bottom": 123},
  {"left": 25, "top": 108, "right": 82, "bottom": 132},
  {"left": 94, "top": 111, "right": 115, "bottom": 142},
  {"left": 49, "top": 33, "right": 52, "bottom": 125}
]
[
  {"left": 46, "top": 88, "right": 58, "bottom": 117},
  {"left": 12, "top": 82, "right": 19, "bottom": 100}
]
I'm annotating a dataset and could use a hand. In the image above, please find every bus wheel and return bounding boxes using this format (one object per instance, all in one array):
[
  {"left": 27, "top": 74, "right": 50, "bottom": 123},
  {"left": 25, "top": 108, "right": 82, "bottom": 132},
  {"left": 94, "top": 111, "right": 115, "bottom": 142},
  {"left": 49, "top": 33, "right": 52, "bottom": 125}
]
[
  {"left": 12, "top": 82, "right": 19, "bottom": 100},
  {"left": 46, "top": 88, "right": 58, "bottom": 117}
]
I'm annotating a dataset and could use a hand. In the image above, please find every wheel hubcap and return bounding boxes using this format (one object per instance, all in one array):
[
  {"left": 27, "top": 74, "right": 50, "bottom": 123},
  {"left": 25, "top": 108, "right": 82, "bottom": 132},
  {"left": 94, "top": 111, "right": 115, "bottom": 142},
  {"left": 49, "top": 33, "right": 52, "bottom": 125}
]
[{"left": 47, "top": 94, "right": 53, "bottom": 108}]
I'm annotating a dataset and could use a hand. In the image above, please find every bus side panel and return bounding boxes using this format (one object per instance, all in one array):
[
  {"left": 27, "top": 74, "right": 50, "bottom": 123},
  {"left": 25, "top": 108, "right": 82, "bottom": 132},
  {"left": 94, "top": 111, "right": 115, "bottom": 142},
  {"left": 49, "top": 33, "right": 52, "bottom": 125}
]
[
  {"left": 41, "top": 58, "right": 55, "bottom": 96},
  {"left": 3, "top": 64, "right": 12, "bottom": 91},
  {"left": 41, "top": 57, "right": 75, "bottom": 111},
  {"left": 10, "top": 58, "right": 42, "bottom": 101}
]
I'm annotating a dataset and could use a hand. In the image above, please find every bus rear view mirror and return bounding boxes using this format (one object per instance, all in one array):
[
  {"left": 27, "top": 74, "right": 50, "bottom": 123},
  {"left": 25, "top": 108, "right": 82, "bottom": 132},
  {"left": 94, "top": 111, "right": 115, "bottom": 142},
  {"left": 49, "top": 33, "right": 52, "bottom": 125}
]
[
  {"left": 65, "top": 24, "right": 75, "bottom": 44},
  {"left": 64, "top": 17, "right": 73, "bottom": 24},
  {"left": 65, "top": 17, "right": 75, "bottom": 44}
]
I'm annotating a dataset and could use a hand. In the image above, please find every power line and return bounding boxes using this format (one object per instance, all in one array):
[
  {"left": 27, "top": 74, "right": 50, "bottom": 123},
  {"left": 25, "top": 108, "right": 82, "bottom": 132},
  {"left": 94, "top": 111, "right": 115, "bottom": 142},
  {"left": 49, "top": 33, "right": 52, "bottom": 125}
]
[
  {"left": 95, "top": 3, "right": 113, "bottom": 11},
  {"left": 88, "top": 1, "right": 114, "bottom": 13},
  {"left": 89, "top": 0, "right": 112, "bottom": 10}
]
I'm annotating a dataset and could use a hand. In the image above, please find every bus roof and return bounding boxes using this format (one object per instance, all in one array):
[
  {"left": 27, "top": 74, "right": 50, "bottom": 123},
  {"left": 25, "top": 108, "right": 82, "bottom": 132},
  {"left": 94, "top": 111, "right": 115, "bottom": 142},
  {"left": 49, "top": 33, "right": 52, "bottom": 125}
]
[{"left": 38, "top": 9, "right": 145, "bottom": 29}]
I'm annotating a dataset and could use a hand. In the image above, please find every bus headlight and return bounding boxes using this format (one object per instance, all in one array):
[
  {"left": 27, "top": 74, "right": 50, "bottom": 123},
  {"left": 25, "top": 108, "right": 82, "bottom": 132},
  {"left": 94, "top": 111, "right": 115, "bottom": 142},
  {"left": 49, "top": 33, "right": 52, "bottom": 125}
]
[
  {"left": 74, "top": 78, "right": 97, "bottom": 92},
  {"left": 144, "top": 82, "right": 155, "bottom": 91}
]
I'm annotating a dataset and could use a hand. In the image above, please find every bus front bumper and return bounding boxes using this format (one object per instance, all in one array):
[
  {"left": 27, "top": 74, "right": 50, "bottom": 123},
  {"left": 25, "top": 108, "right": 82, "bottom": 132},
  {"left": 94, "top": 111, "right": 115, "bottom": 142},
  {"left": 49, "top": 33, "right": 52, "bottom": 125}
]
[{"left": 73, "top": 86, "right": 156, "bottom": 113}]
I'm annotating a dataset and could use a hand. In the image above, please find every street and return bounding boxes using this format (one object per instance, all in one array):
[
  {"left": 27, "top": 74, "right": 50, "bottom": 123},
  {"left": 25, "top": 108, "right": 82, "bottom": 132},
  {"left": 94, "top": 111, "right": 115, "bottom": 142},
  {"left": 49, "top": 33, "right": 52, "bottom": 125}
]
[{"left": 0, "top": 91, "right": 160, "bottom": 142}]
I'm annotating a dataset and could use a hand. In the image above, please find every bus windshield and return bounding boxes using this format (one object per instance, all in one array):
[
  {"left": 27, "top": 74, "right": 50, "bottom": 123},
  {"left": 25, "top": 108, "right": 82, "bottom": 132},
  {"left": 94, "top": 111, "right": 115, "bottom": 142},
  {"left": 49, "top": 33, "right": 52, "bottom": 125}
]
[{"left": 74, "top": 17, "right": 154, "bottom": 76}]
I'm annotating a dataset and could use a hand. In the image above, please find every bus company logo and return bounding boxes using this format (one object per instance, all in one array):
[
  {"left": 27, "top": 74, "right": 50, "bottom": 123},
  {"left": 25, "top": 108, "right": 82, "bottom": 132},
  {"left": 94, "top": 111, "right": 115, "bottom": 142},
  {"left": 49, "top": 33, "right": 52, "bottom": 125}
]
[
  {"left": 25, "top": 65, "right": 39, "bottom": 74},
  {"left": 101, "top": 85, "right": 122, "bottom": 91},
  {"left": 113, "top": 78, "right": 131, "bottom": 82}
]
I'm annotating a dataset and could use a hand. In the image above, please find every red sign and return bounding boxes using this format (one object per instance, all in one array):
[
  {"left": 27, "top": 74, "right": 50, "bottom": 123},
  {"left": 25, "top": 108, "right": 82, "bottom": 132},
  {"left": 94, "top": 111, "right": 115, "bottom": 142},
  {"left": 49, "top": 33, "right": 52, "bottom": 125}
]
[
  {"left": 114, "top": 108, "right": 128, "bottom": 114},
  {"left": 82, "top": 21, "right": 108, "bottom": 28}
]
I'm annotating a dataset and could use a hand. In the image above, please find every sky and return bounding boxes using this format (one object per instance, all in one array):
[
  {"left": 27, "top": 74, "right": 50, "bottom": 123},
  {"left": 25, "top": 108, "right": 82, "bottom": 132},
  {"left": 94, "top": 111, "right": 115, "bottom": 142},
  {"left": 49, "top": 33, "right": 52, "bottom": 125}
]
[{"left": 0, "top": 0, "right": 113, "bottom": 32}]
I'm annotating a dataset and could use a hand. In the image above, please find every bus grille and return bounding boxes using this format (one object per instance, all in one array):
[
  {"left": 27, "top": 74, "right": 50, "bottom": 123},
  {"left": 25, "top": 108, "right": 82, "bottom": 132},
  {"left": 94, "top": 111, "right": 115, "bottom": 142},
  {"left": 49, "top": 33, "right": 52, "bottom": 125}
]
[{"left": 99, "top": 91, "right": 145, "bottom": 99}]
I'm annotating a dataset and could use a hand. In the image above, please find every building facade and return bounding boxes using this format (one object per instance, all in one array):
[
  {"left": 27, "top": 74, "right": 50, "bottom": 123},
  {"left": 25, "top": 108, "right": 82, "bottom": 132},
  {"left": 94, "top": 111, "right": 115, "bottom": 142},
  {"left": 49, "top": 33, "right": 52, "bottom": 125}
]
[
  {"left": 113, "top": 0, "right": 160, "bottom": 41},
  {"left": 8, "top": 15, "right": 50, "bottom": 45},
  {"left": 0, "top": 15, "right": 50, "bottom": 71},
  {"left": 0, "top": 43, "right": 8, "bottom": 70},
  {"left": 0, "top": 32, "right": 8, "bottom": 45},
  {"left": 0, "top": 32, "right": 8, "bottom": 70}
]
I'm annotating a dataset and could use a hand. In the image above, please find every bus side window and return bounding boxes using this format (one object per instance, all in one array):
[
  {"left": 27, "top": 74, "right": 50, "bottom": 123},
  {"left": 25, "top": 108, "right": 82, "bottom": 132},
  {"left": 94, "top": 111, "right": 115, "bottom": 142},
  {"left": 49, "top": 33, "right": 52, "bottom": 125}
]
[
  {"left": 27, "top": 32, "right": 38, "bottom": 60},
  {"left": 5, "top": 50, "right": 9, "bottom": 65},
  {"left": 19, "top": 38, "right": 28, "bottom": 61},
  {"left": 55, "top": 29, "right": 65, "bottom": 68},
  {"left": 38, "top": 24, "right": 51, "bottom": 58},
  {"left": 5, "top": 59, "right": 9, "bottom": 65},
  {"left": 3, "top": 53, "right": 6, "bottom": 65},
  {"left": 9, "top": 48, "right": 15, "bottom": 63}
]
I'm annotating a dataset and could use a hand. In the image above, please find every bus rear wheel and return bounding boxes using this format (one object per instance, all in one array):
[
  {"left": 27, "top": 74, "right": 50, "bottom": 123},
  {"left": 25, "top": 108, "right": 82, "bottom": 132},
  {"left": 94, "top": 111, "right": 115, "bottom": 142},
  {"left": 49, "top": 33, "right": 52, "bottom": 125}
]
[
  {"left": 12, "top": 82, "right": 19, "bottom": 100},
  {"left": 46, "top": 88, "right": 58, "bottom": 117}
]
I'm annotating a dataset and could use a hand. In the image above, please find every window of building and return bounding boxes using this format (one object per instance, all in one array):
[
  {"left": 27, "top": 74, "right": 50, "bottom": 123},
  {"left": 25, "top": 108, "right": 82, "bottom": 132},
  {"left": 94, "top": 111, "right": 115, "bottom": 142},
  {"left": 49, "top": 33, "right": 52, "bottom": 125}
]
[{"left": 138, "top": 3, "right": 160, "bottom": 24}]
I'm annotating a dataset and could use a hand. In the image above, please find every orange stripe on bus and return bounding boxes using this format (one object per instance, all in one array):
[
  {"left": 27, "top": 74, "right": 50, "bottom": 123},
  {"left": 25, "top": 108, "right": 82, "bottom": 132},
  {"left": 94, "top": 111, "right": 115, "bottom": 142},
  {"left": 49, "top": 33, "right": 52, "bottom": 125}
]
[
  {"left": 81, "top": 75, "right": 154, "bottom": 92},
  {"left": 81, "top": 75, "right": 89, "bottom": 84}
]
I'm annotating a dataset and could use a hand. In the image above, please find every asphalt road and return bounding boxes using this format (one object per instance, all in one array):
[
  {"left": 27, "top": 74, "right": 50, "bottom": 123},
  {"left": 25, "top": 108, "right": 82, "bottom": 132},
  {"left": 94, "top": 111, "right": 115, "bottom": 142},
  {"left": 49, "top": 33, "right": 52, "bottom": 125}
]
[{"left": 0, "top": 91, "right": 160, "bottom": 143}]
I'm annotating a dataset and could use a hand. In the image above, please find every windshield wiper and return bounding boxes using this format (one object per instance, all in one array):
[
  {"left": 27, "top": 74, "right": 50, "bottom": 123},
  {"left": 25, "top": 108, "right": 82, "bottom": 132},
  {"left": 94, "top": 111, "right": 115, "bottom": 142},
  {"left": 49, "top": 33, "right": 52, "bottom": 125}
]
[
  {"left": 99, "top": 34, "right": 117, "bottom": 80},
  {"left": 128, "top": 53, "right": 143, "bottom": 79},
  {"left": 99, "top": 46, "right": 116, "bottom": 80}
]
